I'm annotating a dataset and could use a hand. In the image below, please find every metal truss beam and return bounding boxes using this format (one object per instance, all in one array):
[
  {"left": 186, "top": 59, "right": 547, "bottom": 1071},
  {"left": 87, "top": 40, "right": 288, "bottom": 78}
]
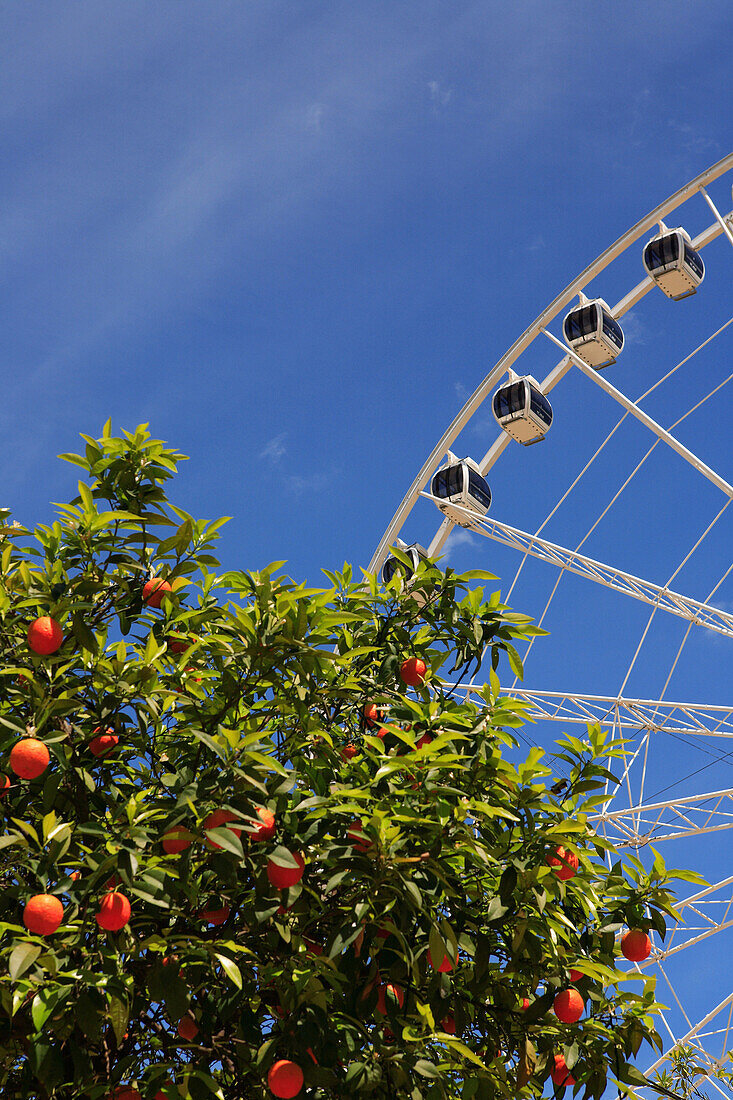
[
  {"left": 450, "top": 687, "right": 733, "bottom": 738},
  {"left": 593, "top": 787, "right": 733, "bottom": 847},
  {"left": 424, "top": 497, "right": 733, "bottom": 639}
]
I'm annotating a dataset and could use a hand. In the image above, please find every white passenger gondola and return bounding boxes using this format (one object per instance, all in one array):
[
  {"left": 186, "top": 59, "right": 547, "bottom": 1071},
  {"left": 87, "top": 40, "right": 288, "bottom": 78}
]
[
  {"left": 642, "top": 222, "right": 704, "bottom": 300},
  {"left": 431, "top": 453, "right": 491, "bottom": 527},
  {"left": 492, "top": 372, "right": 553, "bottom": 445},
  {"left": 381, "top": 540, "right": 428, "bottom": 586},
  {"left": 562, "top": 293, "right": 624, "bottom": 368}
]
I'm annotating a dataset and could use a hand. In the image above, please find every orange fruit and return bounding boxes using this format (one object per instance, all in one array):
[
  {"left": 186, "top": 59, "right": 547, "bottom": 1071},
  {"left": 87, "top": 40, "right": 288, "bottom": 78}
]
[
  {"left": 154, "top": 1083, "right": 176, "bottom": 1100},
  {"left": 267, "top": 1060, "right": 304, "bottom": 1098},
  {"left": 201, "top": 906, "right": 230, "bottom": 925},
  {"left": 23, "top": 894, "right": 64, "bottom": 935},
  {"left": 440, "top": 1014, "right": 456, "bottom": 1034},
  {"left": 553, "top": 988, "right": 584, "bottom": 1023},
  {"left": 552, "top": 1053, "right": 576, "bottom": 1088},
  {"left": 96, "top": 891, "right": 131, "bottom": 931},
  {"left": 569, "top": 968, "right": 583, "bottom": 982},
  {"left": 89, "top": 728, "right": 119, "bottom": 757},
  {"left": 162, "top": 826, "right": 192, "bottom": 854},
  {"left": 204, "top": 809, "right": 242, "bottom": 848},
  {"left": 167, "top": 635, "right": 190, "bottom": 654},
  {"left": 249, "top": 806, "right": 276, "bottom": 842},
  {"left": 0, "top": 774, "right": 10, "bottom": 796},
  {"left": 415, "top": 732, "right": 433, "bottom": 748},
  {"left": 340, "top": 743, "right": 358, "bottom": 760},
  {"left": 428, "top": 948, "right": 454, "bottom": 973},
  {"left": 375, "top": 982, "right": 404, "bottom": 1013},
  {"left": 548, "top": 846, "right": 579, "bottom": 881},
  {"left": 177, "top": 1015, "right": 198, "bottom": 1042},
  {"left": 143, "top": 578, "right": 172, "bottom": 608},
  {"left": 10, "top": 738, "right": 50, "bottom": 779},
  {"left": 108, "top": 1088, "right": 142, "bottom": 1100},
  {"left": 347, "top": 821, "right": 372, "bottom": 853},
  {"left": 400, "top": 657, "right": 427, "bottom": 687},
  {"left": 621, "top": 928, "right": 652, "bottom": 962},
  {"left": 27, "top": 616, "right": 63, "bottom": 655},
  {"left": 267, "top": 851, "right": 305, "bottom": 890}
]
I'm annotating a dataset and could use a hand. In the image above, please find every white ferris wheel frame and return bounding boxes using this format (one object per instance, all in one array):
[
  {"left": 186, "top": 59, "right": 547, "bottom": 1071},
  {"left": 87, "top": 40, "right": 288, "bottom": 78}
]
[{"left": 368, "top": 152, "right": 733, "bottom": 1088}]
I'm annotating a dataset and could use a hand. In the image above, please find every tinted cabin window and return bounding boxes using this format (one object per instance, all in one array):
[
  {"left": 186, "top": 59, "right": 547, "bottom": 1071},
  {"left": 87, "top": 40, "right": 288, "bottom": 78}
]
[
  {"left": 382, "top": 558, "right": 397, "bottom": 584},
  {"left": 564, "top": 304, "right": 598, "bottom": 343},
  {"left": 601, "top": 311, "right": 624, "bottom": 348},
  {"left": 684, "top": 243, "right": 704, "bottom": 279},
  {"left": 529, "top": 387, "right": 553, "bottom": 426},
  {"left": 645, "top": 234, "right": 680, "bottom": 271},
  {"left": 493, "top": 381, "right": 527, "bottom": 420},
  {"left": 467, "top": 469, "right": 492, "bottom": 511},
  {"left": 433, "top": 465, "right": 464, "bottom": 499}
]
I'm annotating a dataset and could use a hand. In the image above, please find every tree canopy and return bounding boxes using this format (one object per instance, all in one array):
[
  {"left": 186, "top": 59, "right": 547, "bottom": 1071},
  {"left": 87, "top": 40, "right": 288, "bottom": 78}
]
[{"left": 0, "top": 424, "right": 696, "bottom": 1100}]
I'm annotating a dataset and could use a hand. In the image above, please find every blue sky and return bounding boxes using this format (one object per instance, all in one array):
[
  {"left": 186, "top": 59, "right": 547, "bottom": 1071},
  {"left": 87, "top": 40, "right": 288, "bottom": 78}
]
[{"left": 2, "top": 1, "right": 733, "bottom": 1072}]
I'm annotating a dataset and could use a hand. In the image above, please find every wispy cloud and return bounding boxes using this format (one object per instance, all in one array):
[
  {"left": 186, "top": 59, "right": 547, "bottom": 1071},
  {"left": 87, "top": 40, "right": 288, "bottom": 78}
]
[
  {"left": 428, "top": 80, "right": 453, "bottom": 108},
  {"left": 445, "top": 527, "right": 476, "bottom": 552},
  {"left": 260, "top": 432, "right": 287, "bottom": 463}
]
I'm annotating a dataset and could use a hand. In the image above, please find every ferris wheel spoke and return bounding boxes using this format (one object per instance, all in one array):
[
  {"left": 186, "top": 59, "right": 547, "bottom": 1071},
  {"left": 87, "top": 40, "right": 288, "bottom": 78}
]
[
  {"left": 541, "top": 326, "right": 733, "bottom": 502},
  {"left": 423, "top": 501, "right": 733, "bottom": 639},
  {"left": 699, "top": 186, "right": 733, "bottom": 251},
  {"left": 645, "top": 991, "right": 733, "bottom": 1077}
]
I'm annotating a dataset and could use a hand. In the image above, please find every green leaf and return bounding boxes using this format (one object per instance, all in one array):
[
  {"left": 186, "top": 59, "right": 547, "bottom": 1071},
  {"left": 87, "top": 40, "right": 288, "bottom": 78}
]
[
  {"left": 215, "top": 953, "right": 242, "bottom": 989},
  {"left": 9, "top": 942, "right": 41, "bottom": 981},
  {"left": 414, "top": 1060, "right": 440, "bottom": 1079},
  {"left": 108, "top": 993, "right": 129, "bottom": 1047}
]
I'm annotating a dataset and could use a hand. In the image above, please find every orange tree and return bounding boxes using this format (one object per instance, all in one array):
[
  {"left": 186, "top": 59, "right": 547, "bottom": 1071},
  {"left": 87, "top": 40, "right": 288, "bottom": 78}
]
[{"left": 0, "top": 424, "right": 696, "bottom": 1100}]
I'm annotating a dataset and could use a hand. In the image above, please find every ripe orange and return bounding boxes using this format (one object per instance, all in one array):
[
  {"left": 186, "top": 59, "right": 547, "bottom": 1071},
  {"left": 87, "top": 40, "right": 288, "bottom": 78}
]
[
  {"left": 177, "top": 1015, "right": 199, "bottom": 1042},
  {"left": 553, "top": 989, "right": 584, "bottom": 1024},
  {"left": 347, "top": 821, "right": 372, "bottom": 853},
  {"left": 154, "top": 1083, "right": 176, "bottom": 1100},
  {"left": 569, "top": 968, "right": 583, "bottom": 982},
  {"left": 10, "top": 738, "right": 50, "bottom": 779},
  {"left": 162, "top": 826, "right": 192, "bottom": 854},
  {"left": 552, "top": 1053, "right": 576, "bottom": 1088},
  {"left": 440, "top": 1014, "right": 456, "bottom": 1034},
  {"left": 415, "top": 732, "right": 433, "bottom": 749},
  {"left": 96, "top": 891, "right": 132, "bottom": 931},
  {"left": 267, "top": 1059, "right": 304, "bottom": 1099},
  {"left": 89, "top": 728, "right": 119, "bottom": 757},
  {"left": 375, "top": 982, "right": 404, "bottom": 1013},
  {"left": 204, "top": 809, "right": 242, "bottom": 848},
  {"left": 0, "top": 774, "right": 10, "bottom": 796},
  {"left": 201, "top": 905, "right": 230, "bottom": 925},
  {"left": 428, "top": 948, "right": 454, "bottom": 973},
  {"left": 23, "top": 894, "right": 64, "bottom": 935},
  {"left": 340, "top": 743, "right": 358, "bottom": 761},
  {"left": 27, "top": 616, "right": 63, "bottom": 655},
  {"left": 109, "top": 1089, "right": 142, "bottom": 1100},
  {"left": 267, "top": 851, "right": 305, "bottom": 890},
  {"left": 249, "top": 806, "right": 277, "bottom": 842},
  {"left": 167, "top": 635, "right": 190, "bottom": 654},
  {"left": 143, "top": 578, "right": 172, "bottom": 608},
  {"left": 363, "top": 702, "right": 385, "bottom": 727},
  {"left": 621, "top": 928, "right": 652, "bottom": 962},
  {"left": 548, "top": 846, "right": 579, "bottom": 881},
  {"left": 400, "top": 657, "right": 427, "bottom": 687}
]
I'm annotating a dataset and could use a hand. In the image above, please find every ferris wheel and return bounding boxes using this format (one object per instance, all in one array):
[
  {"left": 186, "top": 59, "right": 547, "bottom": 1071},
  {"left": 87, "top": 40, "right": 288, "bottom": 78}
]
[{"left": 369, "top": 152, "right": 733, "bottom": 1096}]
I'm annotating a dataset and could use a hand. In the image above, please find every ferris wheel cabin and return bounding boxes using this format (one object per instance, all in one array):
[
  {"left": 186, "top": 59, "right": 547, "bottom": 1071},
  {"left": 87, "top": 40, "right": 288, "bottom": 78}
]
[
  {"left": 431, "top": 454, "right": 491, "bottom": 527},
  {"left": 562, "top": 296, "right": 624, "bottom": 368},
  {"left": 381, "top": 541, "right": 428, "bottom": 586},
  {"left": 642, "top": 226, "right": 705, "bottom": 300},
  {"left": 492, "top": 375, "right": 553, "bottom": 445}
]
